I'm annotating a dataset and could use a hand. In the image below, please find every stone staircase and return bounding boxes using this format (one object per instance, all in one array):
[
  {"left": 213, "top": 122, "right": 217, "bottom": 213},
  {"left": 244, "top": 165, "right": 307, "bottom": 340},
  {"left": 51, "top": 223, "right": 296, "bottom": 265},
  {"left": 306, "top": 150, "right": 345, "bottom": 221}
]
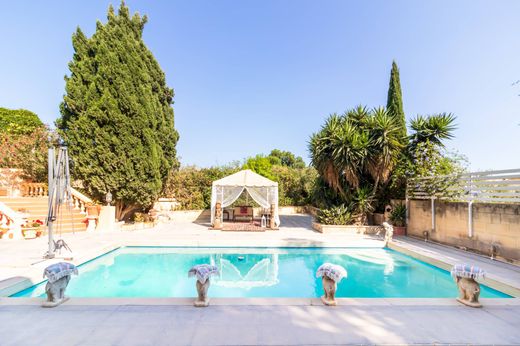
[{"left": 0, "top": 196, "right": 87, "bottom": 235}]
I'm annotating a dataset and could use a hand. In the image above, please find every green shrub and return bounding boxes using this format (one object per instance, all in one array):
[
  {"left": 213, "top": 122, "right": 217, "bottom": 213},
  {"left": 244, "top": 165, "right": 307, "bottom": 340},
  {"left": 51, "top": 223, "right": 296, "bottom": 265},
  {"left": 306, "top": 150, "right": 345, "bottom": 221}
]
[
  {"left": 389, "top": 204, "right": 406, "bottom": 227},
  {"left": 163, "top": 162, "right": 317, "bottom": 210},
  {"left": 271, "top": 166, "right": 317, "bottom": 206},
  {"left": 162, "top": 165, "right": 240, "bottom": 210},
  {"left": 0, "top": 108, "right": 44, "bottom": 135},
  {"left": 133, "top": 212, "right": 153, "bottom": 223},
  {"left": 0, "top": 125, "right": 53, "bottom": 182},
  {"left": 316, "top": 204, "right": 353, "bottom": 225}
]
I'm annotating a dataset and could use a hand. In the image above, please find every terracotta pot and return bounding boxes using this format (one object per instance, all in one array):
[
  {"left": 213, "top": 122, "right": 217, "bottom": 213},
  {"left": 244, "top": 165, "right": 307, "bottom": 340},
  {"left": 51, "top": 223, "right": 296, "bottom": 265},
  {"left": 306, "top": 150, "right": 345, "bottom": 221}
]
[
  {"left": 87, "top": 205, "right": 100, "bottom": 217},
  {"left": 393, "top": 226, "right": 406, "bottom": 236}
]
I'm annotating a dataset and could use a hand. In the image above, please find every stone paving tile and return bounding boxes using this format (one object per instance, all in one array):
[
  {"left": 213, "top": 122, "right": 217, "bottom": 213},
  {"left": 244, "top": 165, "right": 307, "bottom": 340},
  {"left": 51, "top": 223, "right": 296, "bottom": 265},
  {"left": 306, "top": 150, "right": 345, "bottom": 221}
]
[{"left": 2, "top": 304, "right": 520, "bottom": 345}]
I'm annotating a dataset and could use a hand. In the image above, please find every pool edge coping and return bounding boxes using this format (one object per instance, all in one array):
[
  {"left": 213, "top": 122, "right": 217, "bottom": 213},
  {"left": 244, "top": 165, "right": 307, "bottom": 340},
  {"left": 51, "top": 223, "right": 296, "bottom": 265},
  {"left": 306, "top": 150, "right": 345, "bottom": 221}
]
[
  {"left": 2, "top": 239, "right": 519, "bottom": 299},
  {"left": 388, "top": 241, "right": 520, "bottom": 297},
  {"left": 2, "top": 297, "right": 519, "bottom": 306}
]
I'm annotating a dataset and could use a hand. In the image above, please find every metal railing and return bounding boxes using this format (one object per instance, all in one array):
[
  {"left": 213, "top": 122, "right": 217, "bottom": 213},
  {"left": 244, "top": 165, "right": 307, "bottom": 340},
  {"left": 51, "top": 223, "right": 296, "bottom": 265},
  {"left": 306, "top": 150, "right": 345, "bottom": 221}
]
[
  {"left": 407, "top": 168, "right": 520, "bottom": 203},
  {"left": 406, "top": 168, "right": 520, "bottom": 237}
]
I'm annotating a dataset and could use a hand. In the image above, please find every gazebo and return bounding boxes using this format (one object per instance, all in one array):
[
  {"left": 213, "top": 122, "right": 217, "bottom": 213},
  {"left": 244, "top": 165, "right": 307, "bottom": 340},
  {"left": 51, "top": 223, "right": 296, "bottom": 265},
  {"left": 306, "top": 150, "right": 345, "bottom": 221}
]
[{"left": 210, "top": 169, "right": 280, "bottom": 228}]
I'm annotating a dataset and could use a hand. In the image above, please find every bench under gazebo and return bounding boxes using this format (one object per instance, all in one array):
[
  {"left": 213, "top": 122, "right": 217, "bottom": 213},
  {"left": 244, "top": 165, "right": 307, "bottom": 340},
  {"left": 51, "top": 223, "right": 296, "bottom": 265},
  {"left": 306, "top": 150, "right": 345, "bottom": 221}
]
[{"left": 210, "top": 169, "right": 280, "bottom": 231}]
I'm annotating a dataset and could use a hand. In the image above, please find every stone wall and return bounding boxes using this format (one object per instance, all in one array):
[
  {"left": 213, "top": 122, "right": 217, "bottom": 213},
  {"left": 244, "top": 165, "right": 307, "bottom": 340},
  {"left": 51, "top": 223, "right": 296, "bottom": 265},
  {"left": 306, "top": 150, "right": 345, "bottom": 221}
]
[{"left": 408, "top": 200, "right": 520, "bottom": 263}]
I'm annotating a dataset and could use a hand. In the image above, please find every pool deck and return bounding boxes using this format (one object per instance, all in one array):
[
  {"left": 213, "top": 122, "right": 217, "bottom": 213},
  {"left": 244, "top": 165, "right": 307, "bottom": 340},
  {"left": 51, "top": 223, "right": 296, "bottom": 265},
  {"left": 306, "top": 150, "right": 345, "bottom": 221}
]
[
  {"left": 1, "top": 298, "right": 520, "bottom": 345},
  {"left": 1, "top": 214, "right": 520, "bottom": 345}
]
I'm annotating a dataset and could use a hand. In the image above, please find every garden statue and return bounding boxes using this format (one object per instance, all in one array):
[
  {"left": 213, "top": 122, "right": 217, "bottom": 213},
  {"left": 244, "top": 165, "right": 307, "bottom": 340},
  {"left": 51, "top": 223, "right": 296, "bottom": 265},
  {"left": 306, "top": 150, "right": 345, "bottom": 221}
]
[
  {"left": 382, "top": 222, "right": 394, "bottom": 246},
  {"left": 316, "top": 263, "right": 347, "bottom": 306},
  {"left": 214, "top": 202, "right": 222, "bottom": 229},
  {"left": 42, "top": 262, "right": 78, "bottom": 307},
  {"left": 451, "top": 264, "right": 486, "bottom": 308},
  {"left": 383, "top": 205, "right": 392, "bottom": 222},
  {"left": 188, "top": 264, "right": 219, "bottom": 307}
]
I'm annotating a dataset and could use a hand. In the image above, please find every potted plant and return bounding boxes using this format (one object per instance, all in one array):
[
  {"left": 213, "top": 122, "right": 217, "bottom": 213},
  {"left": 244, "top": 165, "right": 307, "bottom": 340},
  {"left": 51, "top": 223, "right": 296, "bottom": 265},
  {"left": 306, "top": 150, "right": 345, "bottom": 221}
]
[
  {"left": 315, "top": 204, "right": 353, "bottom": 226},
  {"left": 33, "top": 219, "right": 44, "bottom": 237},
  {"left": 87, "top": 203, "right": 101, "bottom": 217},
  {"left": 22, "top": 220, "right": 43, "bottom": 239},
  {"left": 389, "top": 204, "right": 407, "bottom": 235}
]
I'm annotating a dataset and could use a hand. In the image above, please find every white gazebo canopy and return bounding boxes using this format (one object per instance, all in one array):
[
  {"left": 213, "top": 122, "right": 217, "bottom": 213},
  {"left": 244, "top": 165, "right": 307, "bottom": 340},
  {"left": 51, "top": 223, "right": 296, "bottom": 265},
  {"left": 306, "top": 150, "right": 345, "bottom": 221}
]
[{"left": 210, "top": 169, "right": 280, "bottom": 226}]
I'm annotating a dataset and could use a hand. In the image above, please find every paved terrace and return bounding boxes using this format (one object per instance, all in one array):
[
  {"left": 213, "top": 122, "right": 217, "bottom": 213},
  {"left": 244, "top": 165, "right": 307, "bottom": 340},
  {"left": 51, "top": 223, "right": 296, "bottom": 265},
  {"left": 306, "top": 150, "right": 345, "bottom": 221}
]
[{"left": 1, "top": 214, "right": 520, "bottom": 345}]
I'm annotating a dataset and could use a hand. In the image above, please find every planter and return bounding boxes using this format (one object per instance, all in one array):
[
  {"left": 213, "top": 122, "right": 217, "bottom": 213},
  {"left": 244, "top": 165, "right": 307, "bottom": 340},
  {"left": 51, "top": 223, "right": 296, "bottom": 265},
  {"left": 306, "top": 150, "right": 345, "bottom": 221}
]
[
  {"left": 22, "top": 229, "right": 38, "bottom": 239},
  {"left": 313, "top": 222, "right": 383, "bottom": 235},
  {"left": 373, "top": 213, "right": 385, "bottom": 225},
  {"left": 121, "top": 221, "right": 157, "bottom": 231},
  {"left": 87, "top": 205, "right": 101, "bottom": 217},
  {"left": 393, "top": 226, "right": 406, "bottom": 236}
]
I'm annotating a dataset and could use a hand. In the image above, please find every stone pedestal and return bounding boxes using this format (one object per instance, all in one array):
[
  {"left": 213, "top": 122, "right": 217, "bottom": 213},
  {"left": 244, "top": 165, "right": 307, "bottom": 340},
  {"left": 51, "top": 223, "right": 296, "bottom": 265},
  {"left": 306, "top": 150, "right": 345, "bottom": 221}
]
[
  {"left": 86, "top": 217, "right": 97, "bottom": 232},
  {"left": 321, "top": 275, "right": 337, "bottom": 306},
  {"left": 194, "top": 280, "right": 211, "bottom": 307},
  {"left": 97, "top": 206, "right": 116, "bottom": 232}
]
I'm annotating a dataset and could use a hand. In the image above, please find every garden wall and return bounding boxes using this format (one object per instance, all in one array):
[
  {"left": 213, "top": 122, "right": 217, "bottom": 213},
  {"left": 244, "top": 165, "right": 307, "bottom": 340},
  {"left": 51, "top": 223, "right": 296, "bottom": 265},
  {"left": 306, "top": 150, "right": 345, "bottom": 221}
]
[{"left": 407, "top": 200, "right": 520, "bottom": 263}]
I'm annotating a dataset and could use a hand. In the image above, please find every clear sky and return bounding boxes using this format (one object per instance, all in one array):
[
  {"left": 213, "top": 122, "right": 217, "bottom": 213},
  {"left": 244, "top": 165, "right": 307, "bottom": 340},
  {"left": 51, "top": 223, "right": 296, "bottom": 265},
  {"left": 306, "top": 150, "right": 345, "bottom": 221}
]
[{"left": 1, "top": 1, "right": 519, "bottom": 170}]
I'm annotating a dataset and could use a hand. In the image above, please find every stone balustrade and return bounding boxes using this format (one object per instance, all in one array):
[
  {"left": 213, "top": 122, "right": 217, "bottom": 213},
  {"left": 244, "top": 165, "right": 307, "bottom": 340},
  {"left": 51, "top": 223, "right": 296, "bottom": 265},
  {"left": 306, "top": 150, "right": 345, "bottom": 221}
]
[
  {"left": 18, "top": 182, "right": 94, "bottom": 215},
  {"left": 21, "top": 183, "right": 48, "bottom": 197},
  {"left": 0, "top": 201, "right": 25, "bottom": 240},
  {"left": 70, "top": 188, "right": 93, "bottom": 214}
]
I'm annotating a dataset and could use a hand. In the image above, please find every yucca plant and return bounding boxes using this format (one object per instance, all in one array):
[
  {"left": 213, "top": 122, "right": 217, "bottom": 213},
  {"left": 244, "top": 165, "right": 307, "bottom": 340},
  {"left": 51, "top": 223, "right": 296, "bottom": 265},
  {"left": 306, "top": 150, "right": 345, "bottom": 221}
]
[
  {"left": 309, "top": 107, "right": 403, "bottom": 199},
  {"left": 353, "top": 186, "right": 375, "bottom": 225},
  {"left": 316, "top": 204, "right": 353, "bottom": 225},
  {"left": 408, "top": 113, "right": 456, "bottom": 150},
  {"left": 389, "top": 204, "right": 406, "bottom": 227}
]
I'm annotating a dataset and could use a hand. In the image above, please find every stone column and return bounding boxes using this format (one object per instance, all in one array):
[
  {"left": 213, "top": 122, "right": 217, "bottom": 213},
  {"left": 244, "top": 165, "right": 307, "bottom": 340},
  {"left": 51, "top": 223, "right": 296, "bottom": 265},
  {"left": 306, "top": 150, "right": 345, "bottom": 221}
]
[
  {"left": 97, "top": 206, "right": 116, "bottom": 232},
  {"left": 213, "top": 202, "right": 222, "bottom": 229},
  {"left": 269, "top": 203, "right": 276, "bottom": 229}
]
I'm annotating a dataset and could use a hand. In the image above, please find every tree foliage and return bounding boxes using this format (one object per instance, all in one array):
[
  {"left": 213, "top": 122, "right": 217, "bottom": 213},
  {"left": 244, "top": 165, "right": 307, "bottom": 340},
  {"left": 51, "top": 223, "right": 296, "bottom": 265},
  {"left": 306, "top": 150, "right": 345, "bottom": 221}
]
[
  {"left": 309, "top": 105, "right": 458, "bottom": 223},
  {"left": 268, "top": 149, "right": 306, "bottom": 168},
  {"left": 164, "top": 149, "right": 315, "bottom": 210},
  {"left": 386, "top": 61, "right": 407, "bottom": 142},
  {"left": 243, "top": 155, "right": 275, "bottom": 180},
  {"left": 0, "top": 108, "right": 44, "bottom": 135},
  {"left": 162, "top": 165, "right": 240, "bottom": 210},
  {"left": 57, "top": 2, "right": 179, "bottom": 220},
  {"left": 0, "top": 108, "right": 51, "bottom": 182},
  {"left": 0, "top": 126, "right": 51, "bottom": 182},
  {"left": 309, "top": 106, "right": 403, "bottom": 207}
]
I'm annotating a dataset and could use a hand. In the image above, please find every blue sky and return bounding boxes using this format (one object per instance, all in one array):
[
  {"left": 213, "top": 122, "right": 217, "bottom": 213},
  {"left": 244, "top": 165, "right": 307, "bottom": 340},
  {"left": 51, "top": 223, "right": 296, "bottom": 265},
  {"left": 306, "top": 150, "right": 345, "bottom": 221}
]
[{"left": 1, "top": 1, "right": 519, "bottom": 170}]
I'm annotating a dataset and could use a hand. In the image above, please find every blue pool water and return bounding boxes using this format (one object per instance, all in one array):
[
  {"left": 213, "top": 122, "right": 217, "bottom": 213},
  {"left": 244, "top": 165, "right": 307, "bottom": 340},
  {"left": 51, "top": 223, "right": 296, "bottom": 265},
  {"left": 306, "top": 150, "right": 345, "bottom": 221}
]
[{"left": 13, "top": 247, "right": 510, "bottom": 298}]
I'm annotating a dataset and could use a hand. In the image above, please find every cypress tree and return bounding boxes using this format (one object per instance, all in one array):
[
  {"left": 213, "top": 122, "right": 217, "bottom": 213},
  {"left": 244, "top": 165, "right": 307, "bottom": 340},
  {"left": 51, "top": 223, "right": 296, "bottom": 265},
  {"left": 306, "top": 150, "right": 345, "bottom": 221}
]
[
  {"left": 386, "top": 61, "right": 407, "bottom": 141},
  {"left": 57, "top": 2, "right": 179, "bottom": 220}
]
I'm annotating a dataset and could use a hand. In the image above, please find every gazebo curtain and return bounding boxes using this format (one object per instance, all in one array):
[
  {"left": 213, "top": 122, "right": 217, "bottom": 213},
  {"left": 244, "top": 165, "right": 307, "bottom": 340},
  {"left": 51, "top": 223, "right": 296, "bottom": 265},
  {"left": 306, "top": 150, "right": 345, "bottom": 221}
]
[{"left": 210, "top": 185, "right": 280, "bottom": 226}]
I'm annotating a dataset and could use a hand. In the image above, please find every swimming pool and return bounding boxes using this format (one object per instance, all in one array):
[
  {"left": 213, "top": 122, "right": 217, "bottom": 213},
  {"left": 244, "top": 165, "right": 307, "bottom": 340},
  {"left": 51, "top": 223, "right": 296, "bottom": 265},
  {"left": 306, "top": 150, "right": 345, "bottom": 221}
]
[{"left": 13, "top": 247, "right": 510, "bottom": 298}]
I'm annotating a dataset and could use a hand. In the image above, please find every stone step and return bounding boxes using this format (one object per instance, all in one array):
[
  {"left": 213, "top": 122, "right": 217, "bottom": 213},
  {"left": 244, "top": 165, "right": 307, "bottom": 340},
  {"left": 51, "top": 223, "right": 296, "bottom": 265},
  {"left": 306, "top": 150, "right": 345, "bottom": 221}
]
[
  {"left": 0, "top": 197, "right": 48, "bottom": 203},
  {"left": 1, "top": 197, "right": 90, "bottom": 236}
]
